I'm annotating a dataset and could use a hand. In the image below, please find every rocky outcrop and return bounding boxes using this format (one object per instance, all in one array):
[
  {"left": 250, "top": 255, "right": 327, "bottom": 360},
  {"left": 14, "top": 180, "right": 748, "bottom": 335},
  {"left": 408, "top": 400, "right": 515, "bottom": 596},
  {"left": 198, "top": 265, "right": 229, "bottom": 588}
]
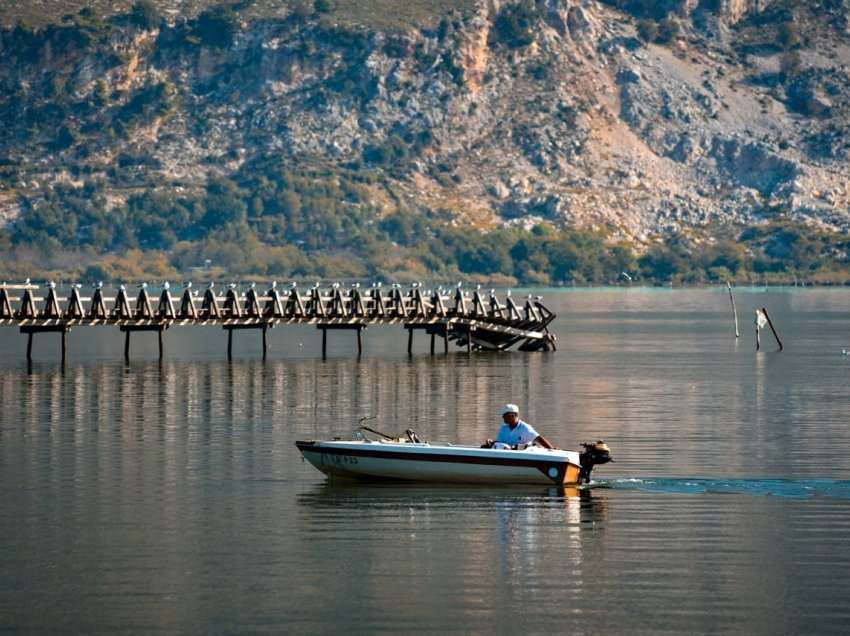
[
  {"left": 674, "top": 0, "right": 773, "bottom": 23},
  {"left": 1, "top": 0, "right": 849, "bottom": 241},
  {"left": 721, "top": 0, "right": 773, "bottom": 24},
  {"left": 457, "top": 5, "right": 491, "bottom": 91}
]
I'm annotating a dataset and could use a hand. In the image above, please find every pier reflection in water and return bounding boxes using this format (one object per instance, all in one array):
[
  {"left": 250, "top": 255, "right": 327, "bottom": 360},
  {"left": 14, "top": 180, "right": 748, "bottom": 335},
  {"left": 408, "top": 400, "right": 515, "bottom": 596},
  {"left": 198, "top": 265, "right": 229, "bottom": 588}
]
[{"left": 3, "top": 289, "right": 850, "bottom": 634}]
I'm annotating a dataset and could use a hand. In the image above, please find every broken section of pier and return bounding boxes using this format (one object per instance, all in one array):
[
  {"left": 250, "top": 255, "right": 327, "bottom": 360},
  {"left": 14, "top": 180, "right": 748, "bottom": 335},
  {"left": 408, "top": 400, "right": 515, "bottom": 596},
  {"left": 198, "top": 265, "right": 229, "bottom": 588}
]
[{"left": 0, "top": 282, "right": 557, "bottom": 362}]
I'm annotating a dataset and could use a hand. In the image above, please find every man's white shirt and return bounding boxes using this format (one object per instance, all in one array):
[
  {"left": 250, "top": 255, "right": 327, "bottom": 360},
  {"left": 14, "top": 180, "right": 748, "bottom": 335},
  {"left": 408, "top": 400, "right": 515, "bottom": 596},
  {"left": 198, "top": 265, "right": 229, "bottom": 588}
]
[{"left": 494, "top": 421, "right": 539, "bottom": 446}]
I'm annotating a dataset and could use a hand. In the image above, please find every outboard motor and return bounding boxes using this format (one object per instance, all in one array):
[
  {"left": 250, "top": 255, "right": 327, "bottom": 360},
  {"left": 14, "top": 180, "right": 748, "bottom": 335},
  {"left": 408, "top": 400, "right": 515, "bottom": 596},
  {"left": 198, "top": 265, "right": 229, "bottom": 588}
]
[{"left": 578, "top": 440, "right": 612, "bottom": 484}]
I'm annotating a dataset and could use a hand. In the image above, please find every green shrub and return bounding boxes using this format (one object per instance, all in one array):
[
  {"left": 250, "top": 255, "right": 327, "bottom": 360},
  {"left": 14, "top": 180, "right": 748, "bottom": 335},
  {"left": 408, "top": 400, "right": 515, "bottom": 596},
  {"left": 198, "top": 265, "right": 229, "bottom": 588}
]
[
  {"left": 603, "top": 0, "right": 678, "bottom": 20},
  {"left": 655, "top": 17, "right": 680, "bottom": 43},
  {"left": 193, "top": 5, "right": 239, "bottom": 48},
  {"left": 493, "top": 1, "right": 536, "bottom": 49},
  {"left": 777, "top": 21, "right": 799, "bottom": 49},
  {"left": 130, "top": 0, "right": 160, "bottom": 29},
  {"left": 636, "top": 19, "right": 658, "bottom": 42},
  {"left": 110, "top": 81, "right": 176, "bottom": 134}
]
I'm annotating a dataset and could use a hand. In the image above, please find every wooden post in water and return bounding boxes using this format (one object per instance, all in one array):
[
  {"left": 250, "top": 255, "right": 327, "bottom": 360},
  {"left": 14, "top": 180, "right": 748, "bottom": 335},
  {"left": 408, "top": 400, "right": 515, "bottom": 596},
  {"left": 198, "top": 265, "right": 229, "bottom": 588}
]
[
  {"left": 407, "top": 327, "right": 413, "bottom": 355},
  {"left": 356, "top": 326, "right": 363, "bottom": 356},
  {"left": 61, "top": 330, "right": 67, "bottom": 364},
  {"left": 444, "top": 325, "right": 449, "bottom": 354},
  {"left": 262, "top": 324, "right": 268, "bottom": 361},
  {"left": 430, "top": 331, "right": 436, "bottom": 355},
  {"left": 321, "top": 328, "right": 327, "bottom": 358},
  {"left": 158, "top": 329, "right": 164, "bottom": 360},
  {"left": 762, "top": 307, "right": 783, "bottom": 352},
  {"left": 755, "top": 307, "right": 783, "bottom": 352},
  {"left": 124, "top": 330, "right": 130, "bottom": 362},
  {"left": 727, "top": 281, "right": 739, "bottom": 339},
  {"left": 26, "top": 332, "right": 33, "bottom": 362},
  {"left": 227, "top": 329, "right": 233, "bottom": 361},
  {"left": 466, "top": 324, "right": 472, "bottom": 353}
]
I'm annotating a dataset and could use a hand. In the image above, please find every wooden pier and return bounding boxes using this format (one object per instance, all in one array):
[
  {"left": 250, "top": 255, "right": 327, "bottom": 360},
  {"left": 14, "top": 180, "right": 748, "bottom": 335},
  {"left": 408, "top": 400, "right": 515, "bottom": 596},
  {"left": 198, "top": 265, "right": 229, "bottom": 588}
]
[{"left": 0, "top": 282, "right": 556, "bottom": 362}]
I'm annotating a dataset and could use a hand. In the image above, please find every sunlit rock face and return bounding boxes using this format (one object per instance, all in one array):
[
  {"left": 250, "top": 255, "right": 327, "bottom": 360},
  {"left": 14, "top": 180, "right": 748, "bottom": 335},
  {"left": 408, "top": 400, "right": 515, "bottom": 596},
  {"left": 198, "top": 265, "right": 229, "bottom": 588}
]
[{"left": 1, "top": 0, "right": 849, "bottom": 242}]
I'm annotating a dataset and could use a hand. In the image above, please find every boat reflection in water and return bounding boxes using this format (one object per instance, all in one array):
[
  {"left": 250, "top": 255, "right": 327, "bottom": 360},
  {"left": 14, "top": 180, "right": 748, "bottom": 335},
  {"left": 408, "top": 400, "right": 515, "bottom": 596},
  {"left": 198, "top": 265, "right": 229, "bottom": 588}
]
[
  {"left": 294, "top": 481, "right": 612, "bottom": 628},
  {"left": 296, "top": 482, "right": 608, "bottom": 551},
  {"left": 296, "top": 480, "right": 607, "bottom": 515}
]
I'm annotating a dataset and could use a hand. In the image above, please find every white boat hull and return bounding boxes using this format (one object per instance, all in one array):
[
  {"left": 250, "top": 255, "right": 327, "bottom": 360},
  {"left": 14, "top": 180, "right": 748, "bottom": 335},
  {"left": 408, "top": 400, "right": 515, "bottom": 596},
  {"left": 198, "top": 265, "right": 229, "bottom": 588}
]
[{"left": 296, "top": 440, "right": 584, "bottom": 486}]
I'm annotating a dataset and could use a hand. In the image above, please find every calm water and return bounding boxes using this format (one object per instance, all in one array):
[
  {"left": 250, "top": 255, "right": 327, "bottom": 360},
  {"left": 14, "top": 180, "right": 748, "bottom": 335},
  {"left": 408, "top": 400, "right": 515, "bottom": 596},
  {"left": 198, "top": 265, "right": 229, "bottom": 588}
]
[{"left": 2, "top": 288, "right": 850, "bottom": 634}]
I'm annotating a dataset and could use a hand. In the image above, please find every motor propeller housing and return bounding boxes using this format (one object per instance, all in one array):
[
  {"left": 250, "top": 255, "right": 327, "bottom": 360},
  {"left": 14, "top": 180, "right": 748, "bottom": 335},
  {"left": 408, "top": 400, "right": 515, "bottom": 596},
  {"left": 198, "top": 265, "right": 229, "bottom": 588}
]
[{"left": 578, "top": 440, "right": 612, "bottom": 483}]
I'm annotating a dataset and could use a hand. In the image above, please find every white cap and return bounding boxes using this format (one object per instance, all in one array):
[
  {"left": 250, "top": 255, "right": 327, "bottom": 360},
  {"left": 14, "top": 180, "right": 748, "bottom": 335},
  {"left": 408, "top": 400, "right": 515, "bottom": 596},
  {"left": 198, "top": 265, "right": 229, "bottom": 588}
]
[{"left": 501, "top": 404, "right": 519, "bottom": 416}]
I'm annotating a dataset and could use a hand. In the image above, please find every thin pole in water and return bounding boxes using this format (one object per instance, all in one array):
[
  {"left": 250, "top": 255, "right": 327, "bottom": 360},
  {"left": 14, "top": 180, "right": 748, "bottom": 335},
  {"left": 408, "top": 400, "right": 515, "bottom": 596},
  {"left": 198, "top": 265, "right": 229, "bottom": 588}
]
[{"left": 727, "top": 281, "right": 739, "bottom": 339}]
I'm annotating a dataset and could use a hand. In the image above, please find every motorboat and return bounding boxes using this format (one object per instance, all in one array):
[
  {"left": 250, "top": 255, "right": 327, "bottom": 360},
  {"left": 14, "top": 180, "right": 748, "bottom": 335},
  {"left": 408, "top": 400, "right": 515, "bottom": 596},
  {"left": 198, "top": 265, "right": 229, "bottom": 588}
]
[{"left": 295, "top": 426, "right": 612, "bottom": 486}]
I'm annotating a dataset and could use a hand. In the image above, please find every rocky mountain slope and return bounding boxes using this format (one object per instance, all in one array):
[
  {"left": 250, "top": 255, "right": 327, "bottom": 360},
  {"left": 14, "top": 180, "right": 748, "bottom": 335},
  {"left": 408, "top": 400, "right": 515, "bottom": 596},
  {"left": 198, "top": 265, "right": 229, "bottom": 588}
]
[{"left": 1, "top": 0, "right": 850, "bottom": 281}]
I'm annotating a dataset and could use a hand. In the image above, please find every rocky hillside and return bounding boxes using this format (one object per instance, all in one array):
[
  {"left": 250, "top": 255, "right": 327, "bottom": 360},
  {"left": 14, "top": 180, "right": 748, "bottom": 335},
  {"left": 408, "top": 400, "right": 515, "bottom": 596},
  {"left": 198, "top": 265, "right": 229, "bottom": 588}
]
[{"left": 1, "top": 0, "right": 850, "bottom": 282}]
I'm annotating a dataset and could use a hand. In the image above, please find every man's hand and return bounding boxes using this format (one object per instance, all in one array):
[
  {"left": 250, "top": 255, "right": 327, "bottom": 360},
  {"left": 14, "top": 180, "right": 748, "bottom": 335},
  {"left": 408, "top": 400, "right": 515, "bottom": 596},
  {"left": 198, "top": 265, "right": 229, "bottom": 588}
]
[{"left": 480, "top": 438, "right": 494, "bottom": 448}]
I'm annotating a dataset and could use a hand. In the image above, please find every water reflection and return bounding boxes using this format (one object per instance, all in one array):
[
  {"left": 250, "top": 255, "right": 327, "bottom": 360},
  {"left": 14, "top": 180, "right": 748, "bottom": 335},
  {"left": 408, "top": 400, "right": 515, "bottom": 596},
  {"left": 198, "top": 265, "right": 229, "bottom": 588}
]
[{"left": 297, "top": 482, "right": 608, "bottom": 583}]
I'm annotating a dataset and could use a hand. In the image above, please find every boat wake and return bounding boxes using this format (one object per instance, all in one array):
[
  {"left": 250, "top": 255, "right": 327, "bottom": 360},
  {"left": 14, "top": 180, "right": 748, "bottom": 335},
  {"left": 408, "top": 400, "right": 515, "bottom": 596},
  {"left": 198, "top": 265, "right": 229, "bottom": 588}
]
[{"left": 595, "top": 477, "right": 850, "bottom": 499}]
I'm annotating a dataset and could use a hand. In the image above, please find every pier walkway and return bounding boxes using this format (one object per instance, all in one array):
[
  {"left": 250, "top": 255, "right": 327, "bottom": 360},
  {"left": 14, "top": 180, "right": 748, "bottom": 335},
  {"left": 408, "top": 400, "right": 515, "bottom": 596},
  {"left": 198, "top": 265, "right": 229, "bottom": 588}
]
[{"left": 0, "top": 282, "right": 557, "bottom": 362}]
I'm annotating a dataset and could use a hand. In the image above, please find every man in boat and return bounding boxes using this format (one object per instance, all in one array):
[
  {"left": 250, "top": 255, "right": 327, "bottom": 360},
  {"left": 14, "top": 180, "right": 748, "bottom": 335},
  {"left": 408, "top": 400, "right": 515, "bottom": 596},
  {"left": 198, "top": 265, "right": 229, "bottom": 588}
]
[{"left": 483, "top": 404, "right": 555, "bottom": 450}]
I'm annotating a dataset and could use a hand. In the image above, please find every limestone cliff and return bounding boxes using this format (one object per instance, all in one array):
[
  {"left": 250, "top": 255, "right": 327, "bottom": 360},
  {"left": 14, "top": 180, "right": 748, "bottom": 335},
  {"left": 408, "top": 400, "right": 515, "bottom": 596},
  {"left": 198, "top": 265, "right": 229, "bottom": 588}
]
[{"left": 1, "top": 0, "right": 849, "bottom": 250}]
